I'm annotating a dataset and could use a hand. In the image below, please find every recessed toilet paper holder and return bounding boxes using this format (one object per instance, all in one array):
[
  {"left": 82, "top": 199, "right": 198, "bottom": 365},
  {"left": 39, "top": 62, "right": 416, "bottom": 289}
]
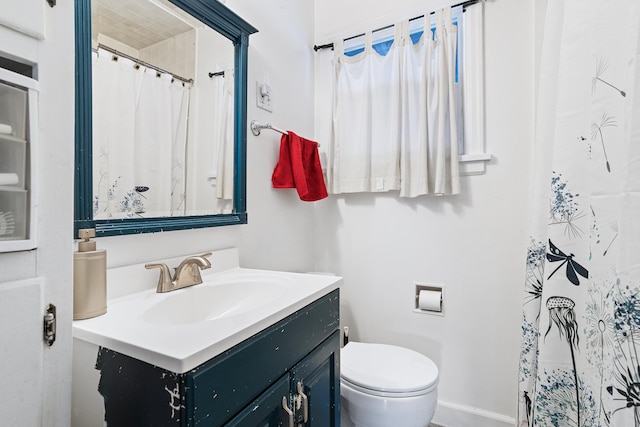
[{"left": 414, "top": 283, "right": 445, "bottom": 316}]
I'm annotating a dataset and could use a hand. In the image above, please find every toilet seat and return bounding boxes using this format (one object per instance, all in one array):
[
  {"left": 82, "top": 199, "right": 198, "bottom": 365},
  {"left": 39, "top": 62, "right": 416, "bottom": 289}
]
[
  {"left": 341, "top": 342, "right": 439, "bottom": 397},
  {"left": 341, "top": 376, "right": 433, "bottom": 398}
]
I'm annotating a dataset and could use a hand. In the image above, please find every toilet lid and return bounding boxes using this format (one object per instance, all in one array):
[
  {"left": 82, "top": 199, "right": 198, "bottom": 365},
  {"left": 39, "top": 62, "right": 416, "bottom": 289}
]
[{"left": 341, "top": 342, "right": 438, "bottom": 394}]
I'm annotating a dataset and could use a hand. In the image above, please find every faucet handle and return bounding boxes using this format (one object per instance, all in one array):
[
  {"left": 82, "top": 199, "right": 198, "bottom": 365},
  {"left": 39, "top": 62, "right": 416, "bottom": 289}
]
[
  {"left": 145, "top": 262, "right": 173, "bottom": 292},
  {"left": 198, "top": 252, "right": 213, "bottom": 266},
  {"left": 186, "top": 253, "right": 212, "bottom": 270}
]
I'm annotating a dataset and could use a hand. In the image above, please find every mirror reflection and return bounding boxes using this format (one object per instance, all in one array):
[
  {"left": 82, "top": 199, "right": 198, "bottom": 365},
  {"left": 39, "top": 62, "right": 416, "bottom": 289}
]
[{"left": 91, "top": 0, "right": 235, "bottom": 219}]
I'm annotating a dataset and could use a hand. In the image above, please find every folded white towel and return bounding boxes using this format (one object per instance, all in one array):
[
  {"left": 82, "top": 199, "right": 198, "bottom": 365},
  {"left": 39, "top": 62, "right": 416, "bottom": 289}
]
[
  {"left": 0, "top": 124, "right": 13, "bottom": 135},
  {"left": 0, "top": 173, "right": 19, "bottom": 186}
]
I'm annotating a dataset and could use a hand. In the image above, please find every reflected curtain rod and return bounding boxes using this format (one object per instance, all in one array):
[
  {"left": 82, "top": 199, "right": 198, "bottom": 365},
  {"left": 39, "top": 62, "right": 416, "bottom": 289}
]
[
  {"left": 313, "top": 0, "right": 481, "bottom": 52},
  {"left": 93, "top": 44, "right": 193, "bottom": 84}
]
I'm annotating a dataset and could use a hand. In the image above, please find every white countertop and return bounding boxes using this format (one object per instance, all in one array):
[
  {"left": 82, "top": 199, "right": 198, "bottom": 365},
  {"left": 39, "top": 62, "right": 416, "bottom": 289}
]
[{"left": 72, "top": 250, "right": 341, "bottom": 373}]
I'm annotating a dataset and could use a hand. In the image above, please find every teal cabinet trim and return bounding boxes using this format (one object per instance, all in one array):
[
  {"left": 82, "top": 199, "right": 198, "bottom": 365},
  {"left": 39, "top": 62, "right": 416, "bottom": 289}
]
[{"left": 74, "top": 0, "right": 257, "bottom": 237}]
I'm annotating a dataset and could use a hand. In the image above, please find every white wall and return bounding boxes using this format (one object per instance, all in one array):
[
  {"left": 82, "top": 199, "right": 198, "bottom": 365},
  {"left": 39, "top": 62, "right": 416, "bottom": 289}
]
[
  {"left": 313, "top": 0, "right": 535, "bottom": 425},
  {"left": 230, "top": 0, "right": 318, "bottom": 272}
]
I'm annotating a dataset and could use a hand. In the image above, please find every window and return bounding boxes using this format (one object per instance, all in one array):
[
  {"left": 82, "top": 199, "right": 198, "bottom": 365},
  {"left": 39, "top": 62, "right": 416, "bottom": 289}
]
[
  {"left": 313, "top": 3, "right": 489, "bottom": 198},
  {"left": 343, "top": 6, "right": 467, "bottom": 155}
]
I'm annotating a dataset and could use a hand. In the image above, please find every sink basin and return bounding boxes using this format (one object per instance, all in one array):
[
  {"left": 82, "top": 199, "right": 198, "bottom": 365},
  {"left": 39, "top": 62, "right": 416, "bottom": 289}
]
[
  {"left": 143, "top": 275, "right": 290, "bottom": 325},
  {"left": 72, "top": 263, "right": 341, "bottom": 373}
]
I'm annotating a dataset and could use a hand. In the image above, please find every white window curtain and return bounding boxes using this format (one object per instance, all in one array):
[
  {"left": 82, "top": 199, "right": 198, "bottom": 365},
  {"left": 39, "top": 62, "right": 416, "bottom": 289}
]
[
  {"left": 92, "top": 48, "right": 191, "bottom": 218},
  {"left": 328, "top": 7, "right": 461, "bottom": 197}
]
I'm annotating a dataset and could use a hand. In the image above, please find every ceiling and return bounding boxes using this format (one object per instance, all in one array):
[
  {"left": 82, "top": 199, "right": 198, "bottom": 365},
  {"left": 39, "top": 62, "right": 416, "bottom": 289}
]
[{"left": 92, "top": 0, "right": 195, "bottom": 50}]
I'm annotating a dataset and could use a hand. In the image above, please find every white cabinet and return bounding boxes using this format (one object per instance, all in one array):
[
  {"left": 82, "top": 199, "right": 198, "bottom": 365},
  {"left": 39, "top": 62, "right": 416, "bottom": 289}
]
[{"left": 0, "top": 69, "right": 38, "bottom": 251}]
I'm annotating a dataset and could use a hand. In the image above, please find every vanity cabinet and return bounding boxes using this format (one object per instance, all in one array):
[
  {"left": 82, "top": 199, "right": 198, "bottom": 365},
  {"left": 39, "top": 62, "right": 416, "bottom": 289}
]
[
  {"left": 96, "top": 289, "right": 340, "bottom": 427},
  {"left": 0, "top": 72, "right": 37, "bottom": 251}
]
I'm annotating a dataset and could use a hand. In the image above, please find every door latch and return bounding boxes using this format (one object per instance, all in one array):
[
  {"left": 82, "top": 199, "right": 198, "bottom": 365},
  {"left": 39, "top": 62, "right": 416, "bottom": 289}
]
[{"left": 44, "top": 304, "right": 56, "bottom": 346}]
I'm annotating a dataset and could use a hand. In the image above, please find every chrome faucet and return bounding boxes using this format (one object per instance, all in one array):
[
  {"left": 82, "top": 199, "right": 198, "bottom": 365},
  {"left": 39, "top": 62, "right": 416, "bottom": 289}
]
[{"left": 145, "top": 253, "right": 212, "bottom": 293}]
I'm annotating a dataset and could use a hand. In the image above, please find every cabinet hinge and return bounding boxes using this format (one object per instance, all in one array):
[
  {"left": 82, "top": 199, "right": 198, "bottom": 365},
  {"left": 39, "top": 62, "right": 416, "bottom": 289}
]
[
  {"left": 294, "top": 382, "right": 309, "bottom": 425},
  {"left": 43, "top": 304, "right": 56, "bottom": 346}
]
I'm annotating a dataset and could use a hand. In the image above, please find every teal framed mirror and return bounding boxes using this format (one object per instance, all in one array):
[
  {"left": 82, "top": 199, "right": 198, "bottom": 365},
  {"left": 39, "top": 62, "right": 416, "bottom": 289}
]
[{"left": 74, "top": 0, "right": 257, "bottom": 237}]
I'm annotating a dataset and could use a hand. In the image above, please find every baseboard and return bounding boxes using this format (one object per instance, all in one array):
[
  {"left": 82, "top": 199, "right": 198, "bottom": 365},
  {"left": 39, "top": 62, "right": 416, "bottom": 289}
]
[{"left": 431, "top": 400, "right": 516, "bottom": 427}]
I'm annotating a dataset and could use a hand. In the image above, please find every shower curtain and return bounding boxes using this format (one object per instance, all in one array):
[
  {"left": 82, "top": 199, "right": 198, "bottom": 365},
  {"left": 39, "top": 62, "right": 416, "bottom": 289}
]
[
  {"left": 212, "top": 68, "right": 234, "bottom": 209},
  {"left": 185, "top": 68, "right": 234, "bottom": 215},
  {"left": 92, "top": 49, "right": 191, "bottom": 218},
  {"left": 518, "top": 1, "right": 640, "bottom": 426}
]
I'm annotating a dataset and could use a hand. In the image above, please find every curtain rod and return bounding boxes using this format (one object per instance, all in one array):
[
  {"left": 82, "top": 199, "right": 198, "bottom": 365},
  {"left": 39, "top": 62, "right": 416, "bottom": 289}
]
[
  {"left": 313, "top": 0, "right": 481, "bottom": 52},
  {"left": 93, "top": 44, "right": 193, "bottom": 84}
]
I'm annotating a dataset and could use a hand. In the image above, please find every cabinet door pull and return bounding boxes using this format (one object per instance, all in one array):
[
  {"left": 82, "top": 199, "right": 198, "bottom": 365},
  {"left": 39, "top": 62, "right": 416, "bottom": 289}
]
[
  {"left": 297, "top": 382, "right": 309, "bottom": 423},
  {"left": 282, "top": 396, "right": 294, "bottom": 427}
]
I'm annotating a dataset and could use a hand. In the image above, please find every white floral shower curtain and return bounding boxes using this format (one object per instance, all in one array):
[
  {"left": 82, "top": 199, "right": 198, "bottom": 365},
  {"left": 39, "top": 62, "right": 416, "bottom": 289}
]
[
  {"left": 92, "top": 48, "right": 191, "bottom": 219},
  {"left": 519, "top": 1, "right": 640, "bottom": 426}
]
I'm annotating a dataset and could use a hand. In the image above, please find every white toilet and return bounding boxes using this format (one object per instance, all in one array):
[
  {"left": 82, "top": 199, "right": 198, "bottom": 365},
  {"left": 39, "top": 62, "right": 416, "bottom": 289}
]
[{"left": 340, "top": 342, "right": 439, "bottom": 427}]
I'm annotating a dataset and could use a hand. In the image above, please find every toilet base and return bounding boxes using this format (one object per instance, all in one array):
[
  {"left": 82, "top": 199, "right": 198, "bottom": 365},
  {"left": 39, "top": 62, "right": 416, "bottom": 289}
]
[{"left": 340, "top": 380, "right": 437, "bottom": 427}]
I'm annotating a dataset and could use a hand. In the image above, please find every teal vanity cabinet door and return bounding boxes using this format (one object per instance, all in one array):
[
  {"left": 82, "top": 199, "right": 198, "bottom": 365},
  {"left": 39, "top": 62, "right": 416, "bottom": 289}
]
[
  {"left": 225, "top": 331, "right": 341, "bottom": 427},
  {"left": 291, "top": 331, "right": 341, "bottom": 427}
]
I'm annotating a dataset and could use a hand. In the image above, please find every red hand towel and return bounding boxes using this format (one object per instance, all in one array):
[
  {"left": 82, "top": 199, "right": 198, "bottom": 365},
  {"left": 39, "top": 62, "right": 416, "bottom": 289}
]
[{"left": 272, "top": 131, "right": 328, "bottom": 202}]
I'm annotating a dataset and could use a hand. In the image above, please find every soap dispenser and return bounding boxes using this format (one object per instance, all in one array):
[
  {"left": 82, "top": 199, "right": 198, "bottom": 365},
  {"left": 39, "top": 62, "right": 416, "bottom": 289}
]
[{"left": 73, "top": 228, "right": 107, "bottom": 320}]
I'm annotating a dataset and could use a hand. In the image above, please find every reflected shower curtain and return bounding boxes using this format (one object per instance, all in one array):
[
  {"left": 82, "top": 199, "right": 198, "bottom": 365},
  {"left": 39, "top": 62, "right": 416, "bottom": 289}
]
[
  {"left": 518, "top": 1, "right": 640, "bottom": 426},
  {"left": 92, "top": 48, "right": 191, "bottom": 218},
  {"left": 213, "top": 68, "right": 234, "bottom": 210},
  {"left": 186, "top": 68, "right": 233, "bottom": 215}
]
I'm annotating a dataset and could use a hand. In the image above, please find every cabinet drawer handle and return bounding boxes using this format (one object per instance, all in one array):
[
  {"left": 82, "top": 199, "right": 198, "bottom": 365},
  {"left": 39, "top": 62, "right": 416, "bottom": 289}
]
[
  {"left": 297, "top": 382, "right": 309, "bottom": 423},
  {"left": 282, "top": 396, "right": 294, "bottom": 427}
]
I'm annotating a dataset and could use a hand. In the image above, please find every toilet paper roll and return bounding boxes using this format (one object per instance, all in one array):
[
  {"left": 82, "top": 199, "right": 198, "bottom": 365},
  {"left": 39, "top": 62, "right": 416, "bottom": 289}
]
[{"left": 418, "top": 290, "right": 442, "bottom": 312}]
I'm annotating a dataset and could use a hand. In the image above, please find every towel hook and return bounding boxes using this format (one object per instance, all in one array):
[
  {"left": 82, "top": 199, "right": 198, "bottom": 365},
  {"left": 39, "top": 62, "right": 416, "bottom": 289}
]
[
  {"left": 250, "top": 120, "right": 265, "bottom": 136},
  {"left": 251, "top": 120, "right": 286, "bottom": 136}
]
